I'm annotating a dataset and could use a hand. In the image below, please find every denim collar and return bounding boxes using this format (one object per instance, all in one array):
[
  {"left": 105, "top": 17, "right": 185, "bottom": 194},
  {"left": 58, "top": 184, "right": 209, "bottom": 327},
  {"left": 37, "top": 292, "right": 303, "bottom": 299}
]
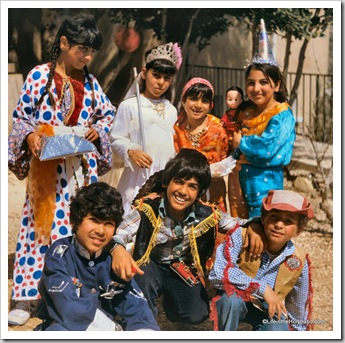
[{"left": 158, "top": 197, "right": 196, "bottom": 223}]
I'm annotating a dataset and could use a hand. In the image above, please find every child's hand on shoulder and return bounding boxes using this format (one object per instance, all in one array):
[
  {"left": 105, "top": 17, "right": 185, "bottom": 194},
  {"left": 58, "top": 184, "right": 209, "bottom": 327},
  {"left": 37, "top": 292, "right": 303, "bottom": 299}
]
[
  {"left": 111, "top": 244, "right": 144, "bottom": 281},
  {"left": 243, "top": 222, "right": 266, "bottom": 258}
]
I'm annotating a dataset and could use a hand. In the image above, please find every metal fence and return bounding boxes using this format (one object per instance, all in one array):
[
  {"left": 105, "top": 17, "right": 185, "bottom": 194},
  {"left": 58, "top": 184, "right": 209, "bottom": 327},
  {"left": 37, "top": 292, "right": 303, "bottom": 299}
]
[{"left": 185, "top": 64, "right": 333, "bottom": 143}]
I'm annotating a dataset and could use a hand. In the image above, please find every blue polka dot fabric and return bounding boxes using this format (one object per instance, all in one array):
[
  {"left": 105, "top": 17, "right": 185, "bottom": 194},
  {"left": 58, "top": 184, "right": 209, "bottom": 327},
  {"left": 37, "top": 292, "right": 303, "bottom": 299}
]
[{"left": 9, "top": 63, "right": 115, "bottom": 301}]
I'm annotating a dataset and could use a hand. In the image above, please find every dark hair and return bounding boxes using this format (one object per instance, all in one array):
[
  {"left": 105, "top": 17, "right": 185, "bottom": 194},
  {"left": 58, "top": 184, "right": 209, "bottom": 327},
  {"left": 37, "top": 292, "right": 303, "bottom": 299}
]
[
  {"left": 133, "top": 150, "right": 211, "bottom": 201},
  {"left": 224, "top": 85, "right": 247, "bottom": 120},
  {"left": 245, "top": 63, "right": 288, "bottom": 103},
  {"left": 139, "top": 47, "right": 178, "bottom": 101},
  {"left": 69, "top": 182, "right": 124, "bottom": 233},
  {"left": 181, "top": 82, "right": 213, "bottom": 105},
  {"left": 132, "top": 170, "right": 166, "bottom": 204},
  {"left": 225, "top": 86, "right": 244, "bottom": 101},
  {"left": 261, "top": 207, "right": 309, "bottom": 232},
  {"left": 36, "top": 12, "right": 102, "bottom": 110},
  {"left": 162, "top": 149, "right": 211, "bottom": 197}
]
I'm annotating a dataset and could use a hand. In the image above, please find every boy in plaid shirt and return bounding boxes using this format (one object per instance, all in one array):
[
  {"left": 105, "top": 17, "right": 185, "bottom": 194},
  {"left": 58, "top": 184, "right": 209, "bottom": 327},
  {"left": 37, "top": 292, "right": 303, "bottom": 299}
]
[
  {"left": 209, "top": 190, "right": 314, "bottom": 331},
  {"left": 109, "top": 149, "right": 262, "bottom": 326}
]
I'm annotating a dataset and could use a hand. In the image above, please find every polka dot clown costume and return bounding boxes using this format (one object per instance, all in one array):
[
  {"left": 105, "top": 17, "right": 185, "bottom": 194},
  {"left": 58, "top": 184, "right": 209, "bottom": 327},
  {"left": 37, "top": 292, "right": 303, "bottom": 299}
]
[{"left": 8, "top": 12, "right": 114, "bottom": 325}]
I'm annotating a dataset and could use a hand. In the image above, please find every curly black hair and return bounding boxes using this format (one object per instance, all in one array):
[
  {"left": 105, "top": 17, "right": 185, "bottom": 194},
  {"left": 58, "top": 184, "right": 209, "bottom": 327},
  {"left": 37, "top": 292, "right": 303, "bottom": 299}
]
[{"left": 69, "top": 182, "right": 124, "bottom": 233}]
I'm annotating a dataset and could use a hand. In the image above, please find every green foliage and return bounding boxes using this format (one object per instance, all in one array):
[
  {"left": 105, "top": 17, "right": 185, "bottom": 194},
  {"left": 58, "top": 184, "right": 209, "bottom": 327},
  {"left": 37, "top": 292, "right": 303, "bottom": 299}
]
[
  {"left": 107, "top": 8, "right": 235, "bottom": 50},
  {"left": 230, "top": 8, "right": 333, "bottom": 41},
  {"left": 106, "top": 8, "right": 333, "bottom": 52}
]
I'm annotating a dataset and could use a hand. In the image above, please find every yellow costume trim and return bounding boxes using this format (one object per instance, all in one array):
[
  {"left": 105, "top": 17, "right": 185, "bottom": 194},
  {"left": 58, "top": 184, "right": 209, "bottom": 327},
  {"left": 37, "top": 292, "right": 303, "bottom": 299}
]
[
  {"left": 241, "top": 102, "right": 290, "bottom": 136},
  {"left": 193, "top": 206, "right": 221, "bottom": 238},
  {"left": 133, "top": 200, "right": 220, "bottom": 282},
  {"left": 134, "top": 201, "right": 162, "bottom": 266}
]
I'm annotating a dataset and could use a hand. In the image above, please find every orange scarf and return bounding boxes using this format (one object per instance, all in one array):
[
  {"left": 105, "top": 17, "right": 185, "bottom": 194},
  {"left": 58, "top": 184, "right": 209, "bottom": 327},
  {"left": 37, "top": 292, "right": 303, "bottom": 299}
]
[
  {"left": 27, "top": 124, "right": 58, "bottom": 245},
  {"left": 240, "top": 102, "right": 289, "bottom": 136}
]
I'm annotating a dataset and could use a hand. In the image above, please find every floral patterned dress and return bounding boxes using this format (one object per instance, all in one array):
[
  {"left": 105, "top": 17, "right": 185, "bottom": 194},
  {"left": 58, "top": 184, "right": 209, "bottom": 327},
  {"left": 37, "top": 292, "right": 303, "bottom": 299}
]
[
  {"left": 8, "top": 63, "right": 114, "bottom": 301},
  {"left": 174, "top": 113, "right": 229, "bottom": 212}
]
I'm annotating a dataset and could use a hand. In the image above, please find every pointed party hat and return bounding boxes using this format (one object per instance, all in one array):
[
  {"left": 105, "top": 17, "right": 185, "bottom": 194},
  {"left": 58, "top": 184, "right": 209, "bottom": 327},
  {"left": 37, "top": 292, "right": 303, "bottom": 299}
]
[{"left": 247, "top": 18, "right": 279, "bottom": 67}]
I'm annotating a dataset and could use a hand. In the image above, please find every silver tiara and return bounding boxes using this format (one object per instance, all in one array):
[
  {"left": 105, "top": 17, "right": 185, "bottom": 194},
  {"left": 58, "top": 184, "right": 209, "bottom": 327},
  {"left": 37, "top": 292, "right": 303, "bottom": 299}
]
[{"left": 146, "top": 42, "right": 182, "bottom": 70}]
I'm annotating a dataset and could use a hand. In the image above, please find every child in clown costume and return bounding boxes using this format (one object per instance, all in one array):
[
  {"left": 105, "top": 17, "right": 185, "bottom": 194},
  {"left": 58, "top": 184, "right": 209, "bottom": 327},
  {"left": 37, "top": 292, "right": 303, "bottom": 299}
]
[
  {"left": 232, "top": 19, "right": 296, "bottom": 218},
  {"left": 8, "top": 12, "right": 114, "bottom": 325}
]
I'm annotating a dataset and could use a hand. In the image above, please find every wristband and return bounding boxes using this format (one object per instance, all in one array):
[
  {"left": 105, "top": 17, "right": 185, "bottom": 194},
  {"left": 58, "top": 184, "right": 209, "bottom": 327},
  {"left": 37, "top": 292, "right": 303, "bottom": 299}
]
[{"left": 108, "top": 241, "right": 125, "bottom": 254}]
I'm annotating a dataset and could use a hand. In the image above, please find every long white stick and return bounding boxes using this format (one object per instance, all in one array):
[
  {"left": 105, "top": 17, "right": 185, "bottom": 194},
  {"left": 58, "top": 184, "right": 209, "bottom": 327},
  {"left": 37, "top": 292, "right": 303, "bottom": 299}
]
[{"left": 133, "top": 67, "right": 149, "bottom": 180}]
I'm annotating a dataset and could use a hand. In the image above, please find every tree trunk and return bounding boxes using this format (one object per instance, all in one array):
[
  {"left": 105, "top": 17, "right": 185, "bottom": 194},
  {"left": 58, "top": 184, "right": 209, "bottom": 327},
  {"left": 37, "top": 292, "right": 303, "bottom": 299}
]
[
  {"left": 283, "top": 33, "right": 292, "bottom": 80},
  {"left": 173, "top": 9, "right": 200, "bottom": 107},
  {"left": 161, "top": 9, "right": 168, "bottom": 43},
  {"left": 289, "top": 37, "right": 309, "bottom": 106}
]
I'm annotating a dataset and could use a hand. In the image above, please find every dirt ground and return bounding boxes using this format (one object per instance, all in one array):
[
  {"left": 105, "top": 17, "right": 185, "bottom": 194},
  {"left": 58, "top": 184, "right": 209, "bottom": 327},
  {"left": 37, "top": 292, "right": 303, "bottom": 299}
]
[{"left": 7, "top": 171, "right": 333, "bottom": 332}]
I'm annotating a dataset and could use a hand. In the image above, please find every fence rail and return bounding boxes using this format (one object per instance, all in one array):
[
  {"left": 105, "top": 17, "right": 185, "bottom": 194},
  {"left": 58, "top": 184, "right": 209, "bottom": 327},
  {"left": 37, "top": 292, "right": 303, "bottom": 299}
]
[{"left": 185, "top": 64, "right": 333, "bottom": 143}]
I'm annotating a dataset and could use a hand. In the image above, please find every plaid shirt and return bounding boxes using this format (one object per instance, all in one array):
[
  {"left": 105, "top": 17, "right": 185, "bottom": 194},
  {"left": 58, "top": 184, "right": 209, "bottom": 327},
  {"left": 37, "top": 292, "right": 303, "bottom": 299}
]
[
  {"left": 208, "top": 227, "right": 310, "bottom": 331},
  {"left": 113, "top": 198, "right": 248, "bottom": 264}
]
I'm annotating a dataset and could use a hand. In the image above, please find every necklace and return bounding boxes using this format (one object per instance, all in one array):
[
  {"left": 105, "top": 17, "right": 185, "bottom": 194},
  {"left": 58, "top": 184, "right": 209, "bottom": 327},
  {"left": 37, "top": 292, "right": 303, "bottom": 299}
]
[
  {"left": 150, "top": 100, "right": 165, "bottom": 118},
  {"left": 185, "top": 119, "right": 208, "bottom": 148}
]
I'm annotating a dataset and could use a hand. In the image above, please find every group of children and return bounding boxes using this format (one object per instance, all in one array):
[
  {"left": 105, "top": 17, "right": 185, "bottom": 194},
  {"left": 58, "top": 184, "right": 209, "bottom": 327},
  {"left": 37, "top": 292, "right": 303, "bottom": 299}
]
[{"left": 8, "top": 12, "right": 313, "bottom": 332}]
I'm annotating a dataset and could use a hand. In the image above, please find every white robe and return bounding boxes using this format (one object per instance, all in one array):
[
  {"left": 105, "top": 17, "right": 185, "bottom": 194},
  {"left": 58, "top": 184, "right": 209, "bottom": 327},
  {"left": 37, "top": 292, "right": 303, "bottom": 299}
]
[{"left": 110, "top": 95, "right": 177, "bottom": 214}]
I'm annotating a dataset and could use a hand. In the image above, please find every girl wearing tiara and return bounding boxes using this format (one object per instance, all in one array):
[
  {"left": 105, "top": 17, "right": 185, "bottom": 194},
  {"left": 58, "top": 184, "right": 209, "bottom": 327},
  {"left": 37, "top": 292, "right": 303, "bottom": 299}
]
[
  {"left": 8, "top": 12, "right": 114, "bottom": 325},
  {"left": 232, "top": 19, "right": 296, "bottom": 218},
  {"left": 110, "top": 42, "right": 182, "bottom": 214}
]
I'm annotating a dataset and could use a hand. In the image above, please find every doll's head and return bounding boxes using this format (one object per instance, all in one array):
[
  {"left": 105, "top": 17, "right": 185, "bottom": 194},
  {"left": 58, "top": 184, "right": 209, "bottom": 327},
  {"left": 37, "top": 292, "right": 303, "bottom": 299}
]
[{"left": 225, "top": 86, "right": 244, "bottom": 110}]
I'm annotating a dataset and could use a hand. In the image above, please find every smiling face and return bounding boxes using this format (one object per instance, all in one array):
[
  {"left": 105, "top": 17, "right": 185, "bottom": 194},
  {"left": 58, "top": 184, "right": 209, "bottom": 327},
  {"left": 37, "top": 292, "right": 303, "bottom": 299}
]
[
  {"left": 246, "top": 68, "right": 280, "bottom": 112},
  {"left": 182, "top": 94, "right": 211, "bottom": 124},
  {"left": 262, "top": 210, "right": 300, "bottom": 254},
  {"left": 142, "top": 68, "right": 173, "bottom": 100},
  {"left": 165, "top": 177, "right": 200, "bottom": 221},
  {"left": 75, "top": 214, "right": 116, "bottom": 258},
  {"left": 226, "top": 90, "right": 243, "bottom": 110}
]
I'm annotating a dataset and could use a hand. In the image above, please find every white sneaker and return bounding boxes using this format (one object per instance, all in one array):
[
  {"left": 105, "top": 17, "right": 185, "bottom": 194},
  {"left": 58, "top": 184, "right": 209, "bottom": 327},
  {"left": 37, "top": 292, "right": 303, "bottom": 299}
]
[{"left": 8, "top": 300, "right": 37, "bottom": 326}]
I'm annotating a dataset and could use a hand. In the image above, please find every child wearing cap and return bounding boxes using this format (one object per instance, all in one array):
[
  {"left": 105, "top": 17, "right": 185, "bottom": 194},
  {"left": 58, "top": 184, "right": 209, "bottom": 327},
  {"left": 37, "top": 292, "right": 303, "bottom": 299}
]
[
  {"left": 208, "top": 189, "right": 314, "bottom": 331},
  {"left": 36, "top": 182, "right": 159, "bottom": 331}
]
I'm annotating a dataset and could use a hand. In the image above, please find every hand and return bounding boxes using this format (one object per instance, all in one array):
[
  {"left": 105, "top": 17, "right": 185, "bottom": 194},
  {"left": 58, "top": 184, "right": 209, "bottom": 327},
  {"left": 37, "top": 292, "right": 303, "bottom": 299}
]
[
  {"left": 111, "top": 245, "right": 144, "bottom": 281},
  {"left": 128, "top": 149, "right": 153, "bottom": 169},
  {"left": 237, "top": 154, "right": 250, "bottom": 165},
  {"left": 242, "top": 222, "right": 265, "bottom": 258},
  {"left": 263, "top": 285, "right": 287, "bottom": 320},
  {"left": 26, "top": 132, "right": 44, "bottom": 159},
  {"left": 232, "top": 131, "right": 242, "bottom": 149},
  {"left": 85, "top": 123, "right": 99, "bottom": 142}
]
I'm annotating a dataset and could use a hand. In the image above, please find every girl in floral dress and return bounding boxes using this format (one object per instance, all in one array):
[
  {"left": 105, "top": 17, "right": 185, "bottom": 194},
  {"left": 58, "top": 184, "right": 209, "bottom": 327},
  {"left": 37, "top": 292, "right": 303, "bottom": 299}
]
[
  {"left": 174, "top": 78, "right": 229, "bottom": 213},
  {"left": 8, "top": 12, "right": 114, "bottom": 325}
]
